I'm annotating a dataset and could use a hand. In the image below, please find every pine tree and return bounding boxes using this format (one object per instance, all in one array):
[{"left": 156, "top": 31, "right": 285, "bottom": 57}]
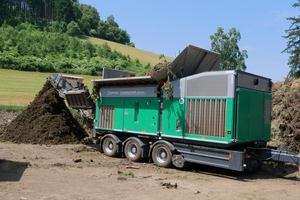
[{"left": 282, "top": 0, "right": 300, "bottom": 78}]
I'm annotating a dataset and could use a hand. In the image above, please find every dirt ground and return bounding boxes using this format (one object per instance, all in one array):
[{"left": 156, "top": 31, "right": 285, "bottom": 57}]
[{"left": 0, "top": 142, "right": 300, "bottom": 200}]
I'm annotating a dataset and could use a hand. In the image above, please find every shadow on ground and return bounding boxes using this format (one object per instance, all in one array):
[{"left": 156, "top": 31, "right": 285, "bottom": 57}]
[
  {"left": 180, "top": 162, "right": 300, "bottom": 182},
  {"left": 0, "top": 159, "right": 30, "bottom": 182},
  {"left": 85, "top": 143, "right": 300, "bottom": 182}
]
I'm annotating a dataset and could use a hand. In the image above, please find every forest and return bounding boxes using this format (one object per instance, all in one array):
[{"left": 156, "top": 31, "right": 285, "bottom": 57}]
[
  {"left": 0, "top": 0, "right": 148, "bottom": 75},
  {"left": 0, "top": 0, "right": 135, "bottom": 46},
  {"left": 0, "top": 22, "right": 149, "bottom": 75}
]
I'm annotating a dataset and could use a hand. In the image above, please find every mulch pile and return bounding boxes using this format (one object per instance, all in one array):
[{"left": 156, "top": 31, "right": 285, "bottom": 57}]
[
  {"left": 1, "top": 81, "right": 88, "bottom": 144},
  {"left": 270, "top": 78, "right": 300, "bottom": 152}
]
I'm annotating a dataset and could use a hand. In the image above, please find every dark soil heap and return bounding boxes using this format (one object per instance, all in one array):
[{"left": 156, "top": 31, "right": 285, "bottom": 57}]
[
  {"left": 270, "top": 79, "right": 300, "bottom": 153},
  {"left": 1, "top": 81, "right": 88, "bottom": 144}
]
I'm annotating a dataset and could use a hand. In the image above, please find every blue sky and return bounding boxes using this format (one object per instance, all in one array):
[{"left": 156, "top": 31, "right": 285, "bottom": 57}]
[{"left": 79, "top": 0, "right": 299, "bottom": 82}]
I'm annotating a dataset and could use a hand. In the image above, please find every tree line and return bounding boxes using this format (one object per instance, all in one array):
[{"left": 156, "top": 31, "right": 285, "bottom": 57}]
[
  {"left": 2, "top": 0, "right": 298, "bottom": 78},
  {"left": 0, "top": 23, "right": 149, "bottom": 75},
  {"left": 0, "top": 0, "right": 135, "bottom": 46}
]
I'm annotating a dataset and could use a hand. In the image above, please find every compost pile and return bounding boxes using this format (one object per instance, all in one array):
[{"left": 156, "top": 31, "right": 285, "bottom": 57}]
[
  {"left": 270, "top": 78, "right": 300, "bottom": 152},
  {"left": 1, "top": 81, "right": 88, "bottom": 144}
]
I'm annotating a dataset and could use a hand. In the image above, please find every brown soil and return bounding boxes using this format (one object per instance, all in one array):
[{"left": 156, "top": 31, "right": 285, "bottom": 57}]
[
  {"left": 0, "top": 142, "right": 299, "bottom": 200},
  {"left": 0, "top": 81, "right": 88, "bottom": 145}
]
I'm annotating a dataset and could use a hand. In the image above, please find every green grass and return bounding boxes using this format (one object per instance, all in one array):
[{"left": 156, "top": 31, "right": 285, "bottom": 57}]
[
  {"left": 1, "top": 37, "right": 174, "bottom": 106},
  {"left": 120, "top": 171, "right": 134, "bottom": 177},
  {"left": 0, "top": 69, "right": 98, "bottom": 106},
  {"left": 0, "top": 105, "right": 27, "bottom": 111},
  {"left": 63, "top": 145, "right": 84, "bottom": 151},
  {"left": 81, "top": 36, "right": 174, "bottom": 66},
  {"left": 33, "top": 155, "right": 46, "bottom": 160}
]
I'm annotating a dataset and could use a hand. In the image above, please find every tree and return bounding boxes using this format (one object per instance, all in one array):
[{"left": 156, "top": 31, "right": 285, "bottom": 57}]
[
  {"left": 67, "top": 21, "right": 81, "bottom": 36},
  {"left": 79, "top": 4, "right": 99, "bottom": 29},
  {"left": 106, "top": 15, "right": 119, "bottom": 27},
  {"left": 73, "top": 0, "right": 83, "bottom": 21},
  {"left": 282, "top": 0, "right": 300, "bottom": 78},
  {"left": 0, "top": 1, "right": 134, "bottom": 46},
  {"left": 0, "top": 0, "right": 8, "bottom": 18},
  {"left": 0, "top": 37, "right": 4, "bottom": 51},
  {"left": 210, "top": 27, "right": 248, "bottom": 71},
  {"left": 128, "top": 42, "right": 135, "bottom": 48},
  {"left": 97, "top": 20, "right": 107, "bottom": 38},
  {"left": 54, "top": 0, "right": 75, "bottom": 23}
]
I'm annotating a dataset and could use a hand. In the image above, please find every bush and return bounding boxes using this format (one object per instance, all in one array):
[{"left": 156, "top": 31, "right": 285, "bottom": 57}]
[
  {"left": 67, "top": 21, "right": 81, "bottom": 36},
  {"left": 0, "top": 23, "right": 147, "bottom": 75},
  {"left": 128, "top": 42, "right": 135, "bottom": 48}
]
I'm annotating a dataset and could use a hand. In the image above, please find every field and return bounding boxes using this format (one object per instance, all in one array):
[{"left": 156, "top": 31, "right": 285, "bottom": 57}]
[
  {"left": 0, "top": 34, "right": 175, "bottom": 106},
  {"left": 81, "top": 35, "right": 174, "bottom": 66},
  {"left": 0, "top": 69, "right": 98, "bottom": 106}
]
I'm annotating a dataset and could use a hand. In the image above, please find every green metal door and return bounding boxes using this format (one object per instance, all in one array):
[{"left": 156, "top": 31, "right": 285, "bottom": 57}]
[
  {"left": 236, "top": 88, "right": 271, "bottom": 143},
  {"left": 123, "top": 98, "right": 160, "bottom": 135},
  {"left": 161, "top": 98, "right": 185, "bottom": 139}
]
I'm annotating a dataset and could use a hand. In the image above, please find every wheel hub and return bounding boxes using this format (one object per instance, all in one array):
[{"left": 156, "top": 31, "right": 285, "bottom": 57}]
[
  {"left": 104, "top": 139, "right": 114, "bottom": 153},
  {"left": 156, "top": 147, "right": 168, "bottom": 163},
  {"left": 132, "top": 147, "right": 137, "bottom": 154},
  {"left": 127, "top": 143, "right": 138, "bottom": 158}
]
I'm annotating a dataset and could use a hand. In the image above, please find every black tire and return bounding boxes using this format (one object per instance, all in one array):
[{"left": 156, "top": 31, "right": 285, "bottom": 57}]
[
  {"left": 245, "top": 159, "right": 258, "bottom": 173},
  {"left": 257, "top": 160, "right": 263, "bottom": 170},
  {"left": 252, "top": 160, "right": 259, "bottom": 171},
  {"left": 124, "top": 139, "right": 142, "bottom": 162},
  {"left": 152, "top": 143, "right": 173, "bottom": 168},
  {"left": 244, "top": 160, "right": 253, "bottom": 172},
  {"left": 102, "top": 137, "right": 119, "bottom": 157}
]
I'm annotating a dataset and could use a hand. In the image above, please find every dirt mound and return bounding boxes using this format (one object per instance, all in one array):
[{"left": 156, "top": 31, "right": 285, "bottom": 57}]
[
  {"left": 1, "top": 81, "right": 88, "bottom": 144},
  {"left": 270, "top": 79, "right": 300, "bottom": 152}
]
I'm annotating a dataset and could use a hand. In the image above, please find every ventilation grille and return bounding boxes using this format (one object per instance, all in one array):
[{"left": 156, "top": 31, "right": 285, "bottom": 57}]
[
  {"left": 98, "top": 105, "right": 115, "bottom": 129},
  {"left": 185, "top": 99, "right": 227, "bottom": 137},
  {"left": 65, "top": 91, "right": 93, "bottom": 109}
]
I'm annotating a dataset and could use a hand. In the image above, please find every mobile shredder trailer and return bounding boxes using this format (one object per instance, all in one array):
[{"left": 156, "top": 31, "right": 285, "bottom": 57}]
[{"left": 48, "top": 44, "right": 300, "bottom": 173}]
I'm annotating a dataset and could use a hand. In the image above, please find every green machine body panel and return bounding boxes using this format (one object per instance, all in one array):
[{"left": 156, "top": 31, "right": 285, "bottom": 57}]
[
  {"left": 93, "top": 70, "right": 272, "bottom": 148},
  {"left": 161, "top": 97, "right": 186, "bottom": 138},
  {"left": 95, "top": 98, "right": 125, "bottom": 131},
  {"left": 123, "top": 97, "right": 160, "bottom": 135},
  {"left": 95, "top": 84, "right": 160, "bottom": 136},
  {"left": 160, "top": 71, "right": 272, "bottom": 147},
  {"left": 235, "top": 88, "right": 272, "bottom": 143}
]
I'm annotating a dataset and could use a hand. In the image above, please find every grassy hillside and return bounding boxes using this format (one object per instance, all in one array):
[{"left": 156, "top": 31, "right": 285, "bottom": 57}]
[
  {"left": 1, "top": 31, "right": 174, "bottom": 106},
  {"left": 0, "top": 69, "right": 97, "bottom": 106},
  {"left": 81, "top": 36, "right": 174, "bottom": 66}
]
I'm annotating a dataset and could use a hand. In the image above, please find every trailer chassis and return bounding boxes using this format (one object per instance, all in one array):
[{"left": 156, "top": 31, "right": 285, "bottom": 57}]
[{"left": 95, "top": 131, "right": 300, "bottom": 174}]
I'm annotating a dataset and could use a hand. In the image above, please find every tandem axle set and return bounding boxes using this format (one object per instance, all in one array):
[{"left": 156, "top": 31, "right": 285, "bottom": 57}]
[{"left": 96, "top": 132, "right": 300, "bottom": 173}]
